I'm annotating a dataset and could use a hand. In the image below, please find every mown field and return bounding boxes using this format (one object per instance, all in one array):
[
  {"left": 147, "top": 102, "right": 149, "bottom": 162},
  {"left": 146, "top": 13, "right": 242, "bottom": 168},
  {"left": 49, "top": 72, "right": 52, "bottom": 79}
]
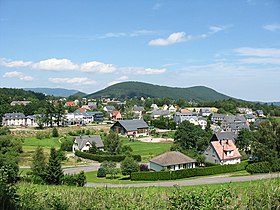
[{"left": 17, "top": 178, "right": 280, "bottom": 209}]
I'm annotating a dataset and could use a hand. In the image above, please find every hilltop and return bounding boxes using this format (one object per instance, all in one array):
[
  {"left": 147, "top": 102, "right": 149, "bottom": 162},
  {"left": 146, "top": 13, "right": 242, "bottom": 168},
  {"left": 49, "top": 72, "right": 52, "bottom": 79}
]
[{"left": 86, "top": 81, "right": 232, "bottom": 101}]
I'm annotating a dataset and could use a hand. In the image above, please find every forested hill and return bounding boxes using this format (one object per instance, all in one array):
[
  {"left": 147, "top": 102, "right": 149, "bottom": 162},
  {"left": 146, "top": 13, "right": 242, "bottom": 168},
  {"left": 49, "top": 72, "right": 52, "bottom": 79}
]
[
  {"left": 0, "top": 88, "right": 46, "bottom": 102},
  {"left": 86, "top": 81, "right": 232, "bottom": 101}
]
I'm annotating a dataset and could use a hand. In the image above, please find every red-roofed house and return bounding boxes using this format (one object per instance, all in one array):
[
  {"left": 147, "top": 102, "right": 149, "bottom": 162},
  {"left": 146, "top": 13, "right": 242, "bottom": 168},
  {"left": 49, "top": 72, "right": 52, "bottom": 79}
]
[
  {"left": 203, "top": 140, "right": 241, "bottom": 165},
  {"left": 111, "top": 111, "right": 122, "bottom": 121},
  {"left": 65, "top": 101, "right": 76, "bottom": 107}
]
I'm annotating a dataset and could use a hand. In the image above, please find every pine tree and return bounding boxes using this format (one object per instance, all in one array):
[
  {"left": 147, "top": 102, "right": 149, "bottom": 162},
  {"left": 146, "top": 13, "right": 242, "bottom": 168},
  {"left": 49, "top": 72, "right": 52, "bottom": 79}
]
[
  {"left": 44, "top": 147, "right": 64, "bottom": 185},
  {"left": 31, "top": 146, "right": 46, "bottom": 179}
]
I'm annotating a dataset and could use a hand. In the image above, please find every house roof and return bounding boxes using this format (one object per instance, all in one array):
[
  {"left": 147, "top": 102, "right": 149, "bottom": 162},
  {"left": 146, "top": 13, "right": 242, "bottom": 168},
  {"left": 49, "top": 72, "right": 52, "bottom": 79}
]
[
  {"left": 151, "top": 110, "right": 170, "bottom": 116},
  {"left": 150, "top": 151, "right": 196, "bottom": 166},
  {"left": 212, "top": 132, "right": 237, "bottom": 141},
  {"left": 66, "top": 101, "right": 76, "bottom": 106},
  {"left": 104, "top": 106, "right": 116, "bottom": 111},
  {"left": 74, "top": 135, "right": 104, "bottom": 149},
  {"left": 133, "top": 106, "right": 144, "bottom": 112},
  {"left": 3, "top": 113, "right": 25, "bottom": 119},
  {"left": 210, "top": 140, "right": 241, "bottom": 161},
  {"left": 116, "top": 119, "right": 148, "bottom": 131}
]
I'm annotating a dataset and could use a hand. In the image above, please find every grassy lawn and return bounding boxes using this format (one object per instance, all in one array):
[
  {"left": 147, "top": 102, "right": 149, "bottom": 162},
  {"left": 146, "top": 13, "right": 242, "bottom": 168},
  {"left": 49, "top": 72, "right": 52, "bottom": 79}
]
[
  {"left": 22, "top": 137, "right": 61, "bottom": 148},
  {"left": 122, "top": 138, "right": 172, "bottom": 162}
]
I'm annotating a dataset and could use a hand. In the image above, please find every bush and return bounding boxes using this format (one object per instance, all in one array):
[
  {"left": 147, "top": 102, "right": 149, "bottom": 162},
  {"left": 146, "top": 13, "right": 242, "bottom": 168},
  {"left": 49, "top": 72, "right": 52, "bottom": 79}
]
[
  {"left": 0, "top": 127, "right": 11, "bottom": 135},
  {"left": 131, "top": 161, "right": 249, "bottom": 181},
  {"left": 97, "top": 167, "right": 106, "bottom": 177},
  {"left": 35, "top": 131, "right": 49, "bottom": 139},
  {"left": 60, "top": 138, "right": 74, "bottom": 151},
  {"left": 246, "top": 159, "right": 280, "bottom": 174},
  {"left": 140, "top": 164, "right": 149, "bottom": 172},
  {"left": 52, "top": 127, "right": 59, "bottom": 137},
  {"left": 75, "top": 151, "right": 141, "bottom": 162},
  {"left": 61, "top": 171, "right": 86, "bottom": 187}
]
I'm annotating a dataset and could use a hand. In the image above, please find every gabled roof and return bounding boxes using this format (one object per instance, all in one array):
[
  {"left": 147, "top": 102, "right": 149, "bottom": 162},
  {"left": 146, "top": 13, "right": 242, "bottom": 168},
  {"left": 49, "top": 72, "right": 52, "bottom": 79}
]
[
  {"left": 133, "top": 106, "right": 144, "bottom": 112},
  {"left": 66, "top": 101, "right": 76, "bottom": 106},
  {"left": 151, "top": 110, "right": 170, "bottom": 116},
  {"left": 115, "top": 120, "right": 148, "bottom": 131},
  {"left": 150, "top": 151, "right": 196, "bottom": 166},
  {"left": 211, "top": 132, "right": 237, "bottom": 141},
  {"left": 210, "top": 140, "right": 241, "bottom": 161},
  {"left": 74, "top": 135, "right": 104, "bottom": 149}
]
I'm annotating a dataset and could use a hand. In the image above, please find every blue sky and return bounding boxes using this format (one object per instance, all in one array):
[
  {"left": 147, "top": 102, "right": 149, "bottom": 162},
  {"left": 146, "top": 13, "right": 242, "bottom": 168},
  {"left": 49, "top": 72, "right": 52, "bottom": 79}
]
[{"left": 0, "top": 0, "right": 280, "bottom": 101}]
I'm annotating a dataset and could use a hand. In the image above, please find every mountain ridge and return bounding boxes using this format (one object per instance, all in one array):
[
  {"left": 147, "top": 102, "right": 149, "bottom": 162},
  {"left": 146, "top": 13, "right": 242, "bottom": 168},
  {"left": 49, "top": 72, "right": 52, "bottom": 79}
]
[
  {"left": 24, "top": 87, "right": 85, "bottom": 97},
  {"left": 86, "top": 81, "right": 233, "bottom": 101}
]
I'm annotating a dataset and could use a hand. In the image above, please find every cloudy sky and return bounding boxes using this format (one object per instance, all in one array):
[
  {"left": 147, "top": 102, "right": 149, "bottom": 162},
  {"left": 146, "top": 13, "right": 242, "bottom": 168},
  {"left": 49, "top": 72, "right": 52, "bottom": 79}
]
[{"left": 0, "top": 0, "right": 280, "bottom": 101}]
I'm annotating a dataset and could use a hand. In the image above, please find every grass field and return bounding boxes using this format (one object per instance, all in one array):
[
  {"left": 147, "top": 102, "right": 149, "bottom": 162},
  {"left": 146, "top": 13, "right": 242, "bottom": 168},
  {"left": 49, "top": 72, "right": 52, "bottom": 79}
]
[
  {"left": 122, "top": 138, "right": 172, "bottom": 162},
  {"left": 23, "top": 137, "right": 61, "bottom": 148}
]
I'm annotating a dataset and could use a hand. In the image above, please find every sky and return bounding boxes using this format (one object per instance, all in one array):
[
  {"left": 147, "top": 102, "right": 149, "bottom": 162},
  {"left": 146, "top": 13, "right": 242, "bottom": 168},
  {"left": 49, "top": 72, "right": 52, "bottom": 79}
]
[{"left": 0, "top": 0, "right": 280, "bottom": 102}]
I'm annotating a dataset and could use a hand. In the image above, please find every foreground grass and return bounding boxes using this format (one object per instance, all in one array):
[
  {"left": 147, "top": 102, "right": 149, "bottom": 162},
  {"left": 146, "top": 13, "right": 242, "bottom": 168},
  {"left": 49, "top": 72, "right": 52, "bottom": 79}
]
[{"left": 17, "top": 178, "right": 280, "bottom": 209}]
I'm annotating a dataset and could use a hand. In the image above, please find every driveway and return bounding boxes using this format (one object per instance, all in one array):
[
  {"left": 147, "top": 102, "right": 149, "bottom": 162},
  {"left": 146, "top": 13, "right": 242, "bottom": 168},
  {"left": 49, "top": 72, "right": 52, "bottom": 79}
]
[{"left": 85, "top": 173, "right": 280, "bottom": 188}]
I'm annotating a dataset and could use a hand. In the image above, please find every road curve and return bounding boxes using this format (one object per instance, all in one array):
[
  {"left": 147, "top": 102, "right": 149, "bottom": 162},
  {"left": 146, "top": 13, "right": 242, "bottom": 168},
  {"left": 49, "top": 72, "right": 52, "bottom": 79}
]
[{"left": 85, "top": 173, "right": 280, "bottom": 188}]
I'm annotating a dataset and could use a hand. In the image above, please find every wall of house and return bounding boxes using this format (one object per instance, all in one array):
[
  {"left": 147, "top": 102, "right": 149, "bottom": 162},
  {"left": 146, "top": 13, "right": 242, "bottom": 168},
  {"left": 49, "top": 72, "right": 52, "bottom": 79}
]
[
  {"left": 149, "top": 162, "right": 164, "bottom": 171},
  {"left": 203, "top": 145, "right": 221, "bottom": 164},
  {"left": 223, "top": 158, "right": 241, "bottom": 165}
]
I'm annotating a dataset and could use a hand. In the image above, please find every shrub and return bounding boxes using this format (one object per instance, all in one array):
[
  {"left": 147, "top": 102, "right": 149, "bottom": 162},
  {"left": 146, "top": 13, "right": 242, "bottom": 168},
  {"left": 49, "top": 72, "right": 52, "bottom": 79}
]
[
  {"left": 140, "top": 164, "right": 149, "bottom": 172},
  {"left": 35, "top": 131, "right": 49, "bottom": 139},
  {"left": 52, "top": 127, "right": 59, "bottom": 137},
  {"left": 246, "top": 159, "right": 280, "bottom": 174},
  {"left": 131, "top": 161, "right": 249, "bottom": 181},
  {"left": 61, "top": 171, "right": 86, "bottom": 187},
  {"left": 60, "top": 138, "right": 74, "bottom": 151},
  {"left": 75, "top": 151, "right": 141, "bottom": 162},
  {"left": 97, "top": 167, "right": 106, "bottom": 177},
  {"left": 0, "top": 127, "right": 11, "bottom": 135}
]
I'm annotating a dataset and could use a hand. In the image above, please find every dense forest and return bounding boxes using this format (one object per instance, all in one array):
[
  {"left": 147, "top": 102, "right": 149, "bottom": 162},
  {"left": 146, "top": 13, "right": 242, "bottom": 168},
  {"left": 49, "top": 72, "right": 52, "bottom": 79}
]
[{"left": 86, "top": 81, "right": 232, "bottom": 101}]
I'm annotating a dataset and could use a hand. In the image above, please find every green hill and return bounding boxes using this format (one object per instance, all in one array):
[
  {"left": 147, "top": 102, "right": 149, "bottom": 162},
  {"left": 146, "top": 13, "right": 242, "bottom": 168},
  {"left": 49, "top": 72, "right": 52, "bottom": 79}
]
[
  {"left": 86, "top": 81, "right": 232, "bottom": 101},
  {"left": 24, "top": 87, "right": 85, "bottom": 97}
]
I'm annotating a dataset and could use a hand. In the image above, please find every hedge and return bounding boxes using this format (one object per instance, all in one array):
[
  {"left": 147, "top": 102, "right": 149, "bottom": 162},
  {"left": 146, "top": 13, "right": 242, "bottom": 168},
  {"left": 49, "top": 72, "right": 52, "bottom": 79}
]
[
  {"left": 131, "top": 161, "right": 249, "bottom": 181},
  {"left": 246, "top": 159, "right": 280, "bottom": 174},
  {"left": 75, "top": 151, "right": 141, "bottom": 162}
]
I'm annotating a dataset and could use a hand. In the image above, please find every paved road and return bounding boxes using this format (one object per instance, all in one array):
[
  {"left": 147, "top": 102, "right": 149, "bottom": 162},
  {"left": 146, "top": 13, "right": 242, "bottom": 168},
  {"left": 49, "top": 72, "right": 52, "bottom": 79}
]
[{"left": 85, "top": 173, "right": 280, "bottom": 188}]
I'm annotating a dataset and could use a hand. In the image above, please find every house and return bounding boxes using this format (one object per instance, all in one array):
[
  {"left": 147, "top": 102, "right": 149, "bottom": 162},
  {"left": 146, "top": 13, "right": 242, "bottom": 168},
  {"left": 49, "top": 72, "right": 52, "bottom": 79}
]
[
  {"left": 151, "top": 110, "right": 171, "bottom": 119},
  {"left": 132, "top": 106, "right": 145, "bottom": 119},
  {"left": 111, "top": 119, "right": 149, "bottom": 137},
  {"left": 256, "top": 110, "right": 265, "bottom": 117},
  {"left": 111, "top": 111, "right": 122, "bottom": 121},
  {"left": 168, "top": 105, "right": 177, "bottom": 113},
  {"left": 211, "top": 113, "right": 226, "bottom": 123},
  {"left": 203, "top": 140, "right": 241, "bottom": 165},
  {"left": 10, "top": 101, "right": 31, "bottom": 106},
  {"left": 211, "top": 132, "right": 238, "bottom": 142},
  {"left": 237, "top": 108, "right": 253, "bottom": 115},
  {"left": 150, "top": 104, "right": 159, "bottom": 110},
  {"left": 198, "top": 117, "right": 207, "bottom": 130},
  {"left": 88, "top": 102, "right": 97, "bottom": 110},
  {"left": 2, "top": 113, "right": 26, "bottom": 126},
  {"left": 72, "top": 135, "right": 104, "bottom": 152},
  {"left": 103, "top": 106, "right": 116, "bottom": 113},
  {"left": 162, "top": 104, "right": 168, "bottom": 110},
  {"left": 65, "top": 101, "right": 76, "bottom": 107},
  {"left": 174, "top": 112, "right": 198, "bottom": 124},
  {"left": 244, "top": 114, "right": 256, "bottom": 123},
  {"left": 199, "top": 108, "right": 212, "bottom": 117},
  {"left": 225, "top": 122, "right": 250, "bottom": 134},
  {"left": 66, "top": 111, "right": 103, "bottom": 125},
  {"left": 149, "top": 151, "right": 196, "bottom": 171}
]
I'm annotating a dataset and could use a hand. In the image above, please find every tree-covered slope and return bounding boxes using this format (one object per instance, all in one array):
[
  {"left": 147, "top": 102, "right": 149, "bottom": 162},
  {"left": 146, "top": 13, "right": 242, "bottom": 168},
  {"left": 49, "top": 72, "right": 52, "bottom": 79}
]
[
  {"left": 24, "top": 88, "right": 84, "bottom": 97},
  {"left": 86, "top": 81, "right": 232, "bottom": 101}
]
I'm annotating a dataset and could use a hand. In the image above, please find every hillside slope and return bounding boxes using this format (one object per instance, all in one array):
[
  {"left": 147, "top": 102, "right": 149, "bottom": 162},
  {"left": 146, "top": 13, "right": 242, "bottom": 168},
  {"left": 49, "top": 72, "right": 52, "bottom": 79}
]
[
  {"left": 24, "top": 88, "right": 84, "bottom": 97},
  {"left": 86, "top": 81, "right": 232, "bottom": 101}
]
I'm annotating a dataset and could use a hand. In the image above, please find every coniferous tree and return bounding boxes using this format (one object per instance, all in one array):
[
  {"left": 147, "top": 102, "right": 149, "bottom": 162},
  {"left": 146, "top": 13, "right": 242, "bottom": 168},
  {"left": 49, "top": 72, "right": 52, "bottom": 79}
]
[
  {"left": 31, "top": 146, "right": 46, "bottom": 179},
  {"left": 44, "top": 147, "right": 64, "bottom": 185}
]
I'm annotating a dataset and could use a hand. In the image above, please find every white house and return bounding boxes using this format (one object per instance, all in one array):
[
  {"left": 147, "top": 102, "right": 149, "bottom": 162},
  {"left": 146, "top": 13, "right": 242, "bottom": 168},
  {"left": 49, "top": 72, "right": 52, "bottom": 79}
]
[
  {"left": 2, "top": 113, "right": 26, "bottom": 126},
  {"left": 203, "top": 140, "right": 241, "bottom": 165},
  {"left": 72, "top": 135, "right": 104, "bottom": 152},
  {"left": 149, "top": 151, "right": 196, "bottom": 171}
]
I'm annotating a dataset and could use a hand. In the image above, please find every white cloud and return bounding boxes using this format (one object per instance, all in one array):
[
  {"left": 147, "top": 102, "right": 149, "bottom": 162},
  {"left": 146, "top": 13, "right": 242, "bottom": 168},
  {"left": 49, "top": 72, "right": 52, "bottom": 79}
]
[
  {"left": 149, "top": 32, "right": 190, "bottom": 46},
  {"left": 263, "top": 24, "right": 280, "bottom": 31},
  {"left": 0, "top": 58, "right": 32, "bottom": 68},
  {"left": 108, "top": 76, "right": 129, "bottom": 86},
  {"left": 123, "top": 67, "right": 166, "bottom": 75},
  {"left": 239, "top": 58, "right": 280, "bottom": 64},
  {"left": 80, "top": 61, "right": 117, "bottom": 73},
  {"left": 48, "top": 77, "right": 96, "bottom": 85},
  {"left": 32, "top": 58, "right": 78, "bottom": 71},
  {"left": 3, "top": 71, "right": 34, "bottom": 81},
  {"left": 235, "top": 47, "right": 280, "bottom": 57}
]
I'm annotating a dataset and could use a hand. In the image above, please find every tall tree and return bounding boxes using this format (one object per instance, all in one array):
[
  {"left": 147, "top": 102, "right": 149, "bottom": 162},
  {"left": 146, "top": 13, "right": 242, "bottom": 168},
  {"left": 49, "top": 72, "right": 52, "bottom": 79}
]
[
  {"left": 44, "top": 147, "right": 64, "bottom": 185},
  {"left": 252, "top": 121, "right": 279, "bottom": 162},
  {"left": 121, "top": 156, "right": 139, "bottom": 178},
  {"left": 31, "top": 146, "right": 46, "bottom": 179},
  {"left": 174, "top": 121, "right": 210, "bottom": 153},
  {"left": 103, "top": 131, "right": 122, "bottom": 155},
  {"left": 236, "top": 128, "right": 255, "bottom": 151}
]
